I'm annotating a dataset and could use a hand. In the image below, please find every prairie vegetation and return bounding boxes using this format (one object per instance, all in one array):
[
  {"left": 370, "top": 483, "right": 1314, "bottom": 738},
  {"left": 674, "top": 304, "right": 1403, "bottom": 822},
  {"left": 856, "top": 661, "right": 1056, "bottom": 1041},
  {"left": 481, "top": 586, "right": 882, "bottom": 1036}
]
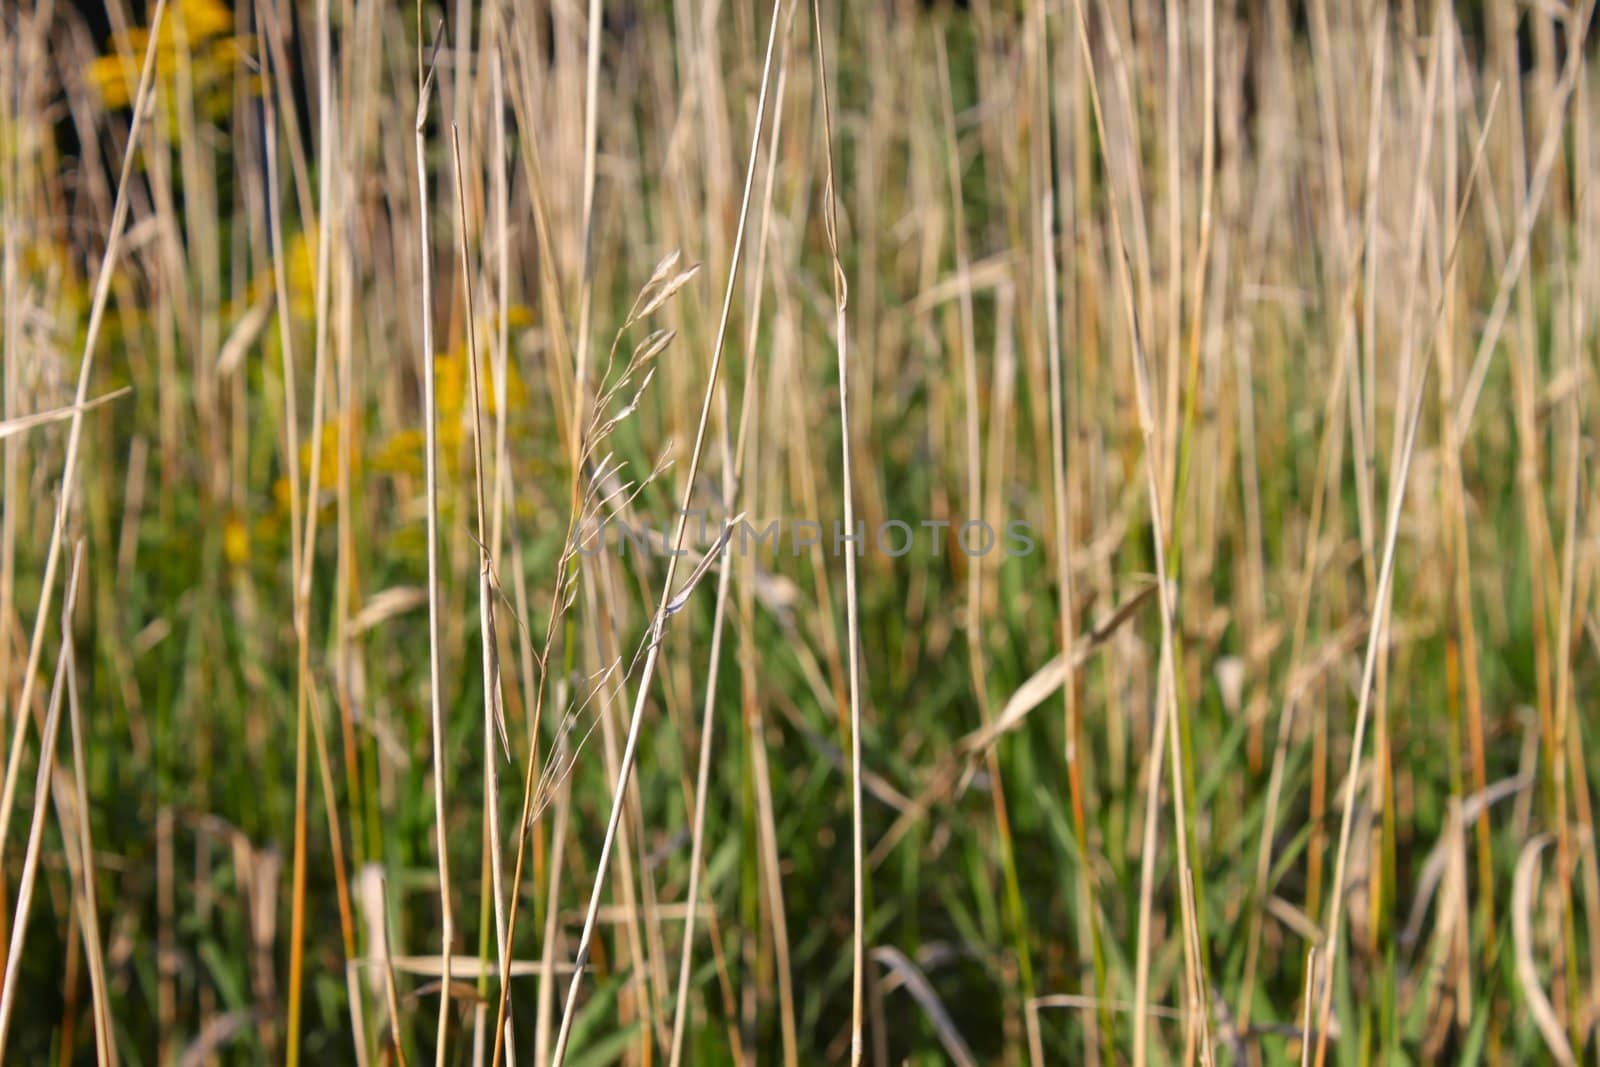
[{"left": 3, "top": 0, "right": 1600, "bottom": 1063}]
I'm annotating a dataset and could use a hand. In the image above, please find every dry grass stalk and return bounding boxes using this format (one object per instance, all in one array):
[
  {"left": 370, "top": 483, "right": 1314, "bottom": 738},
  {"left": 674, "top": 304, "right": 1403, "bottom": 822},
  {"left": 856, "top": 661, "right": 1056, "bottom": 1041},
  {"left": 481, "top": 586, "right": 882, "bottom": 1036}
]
[{"left": 547, "top": 5, "right": 791, "bottom": 1060}]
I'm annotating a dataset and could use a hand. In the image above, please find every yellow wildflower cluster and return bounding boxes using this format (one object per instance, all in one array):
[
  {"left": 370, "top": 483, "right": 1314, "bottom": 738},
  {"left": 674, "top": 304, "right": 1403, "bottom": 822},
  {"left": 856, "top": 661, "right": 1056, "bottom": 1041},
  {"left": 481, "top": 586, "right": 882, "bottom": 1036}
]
[
  {"left": 299, "top": 417, "right": 361, "bottom": 490},
  {"left": 87, "top": 0, "right": 258, "bottom": 123},
  {"left": 371, "top": 312, "right": 533, "bottom": 477},
  {"left": 246, "top": 230, "right": 320, "bottom": 322}
]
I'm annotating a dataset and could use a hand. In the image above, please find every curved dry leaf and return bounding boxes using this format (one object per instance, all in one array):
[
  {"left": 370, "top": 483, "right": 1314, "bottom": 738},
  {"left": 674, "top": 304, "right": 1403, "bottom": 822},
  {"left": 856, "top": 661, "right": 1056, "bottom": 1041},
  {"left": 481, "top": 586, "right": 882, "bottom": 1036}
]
[
  {"left": 870, "top": 946, "right": 976, "bottom": 1067},
  {"left": 1512, "top": 834, "right": 1577, "bottom": 1067},
  {"left": 0, "top": 387, "right": 131, "bottom": 441},
  {"left": 350, "top": 586, "right": 428, "bottom": 635},
  {"left": 966, "top": 583, "right": 1155, "bottom": 753},
  {"left": 216, "top": 296, "right": 272, "bottom": 376},
  {"left": 1401, "top": 775, "right": 1532, "bottom": 949}
]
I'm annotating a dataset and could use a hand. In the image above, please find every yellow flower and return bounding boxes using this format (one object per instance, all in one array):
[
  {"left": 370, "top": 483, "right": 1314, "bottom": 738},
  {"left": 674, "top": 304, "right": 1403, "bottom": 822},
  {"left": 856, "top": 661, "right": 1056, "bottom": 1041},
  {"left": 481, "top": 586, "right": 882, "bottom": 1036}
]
[
  {"left": 285, "top": 231, "right": 319, "bottom": 319},
  {"left": 373, "top": 429, "right": 425, "bottom": 478},
  {"left": 242, "top": 229, "right": 319, "bottom": 324},
  {"left": 298, "top": 418, "right": 358, "bottom": 489},
  {"left": 443, "top": 319, "right": 529, "bottom": 418},
  {"left": 223, "top": 515, "right": 250, "bottom": 565},
  {"left": 87, "top": 55, "right": 138, "bottom": 109},
  {"left": 435, "top": 349, "right": 463, "bottom": 417},
  {"left": 88, "top": 0, "right": 251, "bottom": 115},
  {"left": 174, "top": 0, "right": 235, "bottom": 42}
]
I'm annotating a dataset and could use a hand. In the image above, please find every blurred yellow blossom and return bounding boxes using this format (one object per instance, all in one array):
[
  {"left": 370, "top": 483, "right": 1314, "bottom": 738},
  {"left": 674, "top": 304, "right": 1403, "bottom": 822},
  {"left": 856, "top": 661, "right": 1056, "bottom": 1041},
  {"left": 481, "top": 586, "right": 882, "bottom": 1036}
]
[
  {"left": 223, "top": 515, "right": 250, "bottom": 565},
  {"left": 434, "top": 350, "right": 465, "bottom": 450},
  {"left": 243, "top": 230, "right": 319, "bottom": 323},
  {"left": 299, "top": 418, "right": 359, "bottom": 489},
  {"left": 286, "top": 232, "right": 319, "bottom": 316},
  {"left": 370, "top": 311, "right": 537, "bottom": 484},
  {"left": 442, "top": 318, "right": 529, "bottom": 421},
  {"left": 87, "top": 0, "right": 255, "bottom": 122},
  {"left": 372, "top": 429, "right": 425, "bottom": 479}
]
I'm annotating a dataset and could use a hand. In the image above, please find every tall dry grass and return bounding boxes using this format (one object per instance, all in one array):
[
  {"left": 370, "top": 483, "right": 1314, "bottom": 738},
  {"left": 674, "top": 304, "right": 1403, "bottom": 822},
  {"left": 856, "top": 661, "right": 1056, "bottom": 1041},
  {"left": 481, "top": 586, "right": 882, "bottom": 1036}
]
[{"left": 3, "top": 0, "right": 1600, "bottom": 1063}]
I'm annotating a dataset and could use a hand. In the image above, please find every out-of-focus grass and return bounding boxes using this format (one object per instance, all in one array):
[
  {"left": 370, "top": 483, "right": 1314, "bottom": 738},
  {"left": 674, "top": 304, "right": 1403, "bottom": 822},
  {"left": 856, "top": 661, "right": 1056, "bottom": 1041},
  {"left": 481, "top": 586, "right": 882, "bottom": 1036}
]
[{"left": 2, "top": 0, "right": 1600, "bottom": 1064}]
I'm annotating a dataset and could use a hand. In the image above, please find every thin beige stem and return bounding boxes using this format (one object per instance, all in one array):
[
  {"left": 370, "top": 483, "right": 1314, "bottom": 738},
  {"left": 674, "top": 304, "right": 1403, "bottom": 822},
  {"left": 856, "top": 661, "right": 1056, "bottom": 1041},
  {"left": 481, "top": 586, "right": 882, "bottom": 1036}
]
[
  {"left": 414, "top": 42, "right": 454, "bottom": 1067},
  {"left": 667, "top": 6, "right": 797, "bottom": 1062},
  {"left": 549, "top": 4, "right": 789, "bottom": 1061},
  {"left": 807, "top": 1, "right": 863, "bottom": 1060}
]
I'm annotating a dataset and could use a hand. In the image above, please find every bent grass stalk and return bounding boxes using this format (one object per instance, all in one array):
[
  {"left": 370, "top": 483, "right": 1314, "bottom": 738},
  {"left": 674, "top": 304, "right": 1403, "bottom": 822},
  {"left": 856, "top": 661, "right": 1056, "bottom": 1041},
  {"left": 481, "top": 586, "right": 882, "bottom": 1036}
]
[
  {"left": 452, "top": 122, "right": 515, "bottom": 1064},
  {"left": 414, "top": 38, "right": 454, "bottom": 1067},
  {"left": 667, "top": 5, "right": 798, "bottom": 1062},
  {"left": 808, "top": 1, "right": 864, "bottom": 1059},
  {"left": 546, "top": 6, "right": 789, "bottom": 1060}
]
